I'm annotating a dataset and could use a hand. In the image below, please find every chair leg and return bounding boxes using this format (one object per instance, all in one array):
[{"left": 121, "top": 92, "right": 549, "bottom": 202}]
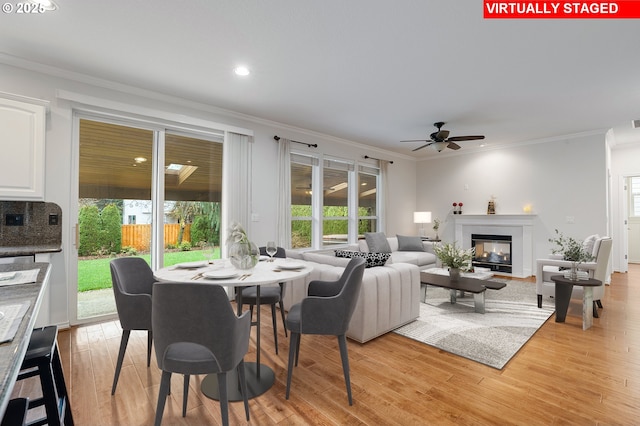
[
  {"left": 596, "top": 300, "right": 603, "bottom": 308},
  {"left": 111, "top": 330, "right": 130, "bottom": 395},
  {"left": 217, "top": 372, "right": 229, "bottom": 426},
  {"left": 279, "top": 300, "right": 288, "bottom": 337},
  {"left": 271, "top": 304, "right": 279, "bottom": 354},
  {"left": 286, "top": 332, "right": 300, "bottom": 400},
  {"left": 147, "top": 330, "right": 153, "bottom": 367},
  {"left": 182, "top": 374, "right": 190, "bottom": 417},
  {"left": 39, "top": 356, "right": 62, "bottom": 426},
  {"left": 338, "top": 334, "right": 353, "bottom": 406},
  {"left": 537, "top": 294, "right": 542, "bottom": 308},
  {"left": 237, "top": 360, "right": 250, "bottom": 421},
  {"left": 593, "top": 301, "right": 599, "bottom": 318},
  {"left": 154, "top": 371, "right": 171, "bottom": 426},
  {"left": 52, "top": 345, "right": 74, "bottom": 426}
]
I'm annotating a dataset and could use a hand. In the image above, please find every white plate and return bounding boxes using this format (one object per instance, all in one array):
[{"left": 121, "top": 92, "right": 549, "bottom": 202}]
[
  {"left": 278, "top": 262, "right": 305, "bottom": 270},
  {"left": 0, "top": 272, "right": 17, "bottom": 281},
  {"left": 203, "top": 270, "right": 239, "bottom": 279},
  {"left": 175, "top": 261, "right": 208, "bottom": 269}
]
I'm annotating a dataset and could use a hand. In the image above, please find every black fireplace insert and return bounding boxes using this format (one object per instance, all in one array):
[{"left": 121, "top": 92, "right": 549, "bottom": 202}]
[{"left": 471, "top": 233, "right": 512, "bottom": 273}]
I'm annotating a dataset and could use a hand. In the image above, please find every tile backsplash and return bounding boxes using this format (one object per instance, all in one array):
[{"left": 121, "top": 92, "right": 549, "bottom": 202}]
[{"left": 0, "top": 201, "right": 62, "bottom": 248}]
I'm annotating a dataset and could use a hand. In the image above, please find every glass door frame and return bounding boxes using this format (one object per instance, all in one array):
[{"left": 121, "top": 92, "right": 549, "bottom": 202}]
[{"left": 68, "top": 108, "right": 242, "bottom": 326}]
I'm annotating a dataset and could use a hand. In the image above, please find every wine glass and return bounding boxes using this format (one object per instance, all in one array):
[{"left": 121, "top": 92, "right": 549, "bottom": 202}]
[
  {"left": 202, "top": 243, "right": 215, "bottom": 264},
  {"left": 265, "top": 241, "right": 277, "bottom": 262}
]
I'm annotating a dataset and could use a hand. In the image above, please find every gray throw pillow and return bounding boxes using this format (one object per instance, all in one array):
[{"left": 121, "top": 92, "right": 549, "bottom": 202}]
[
  {"left": 364, "top": 232, "right": 392, "bottom": 253},
  {"left": 396, "top": 234, "right": 425, "bottom": 252}
]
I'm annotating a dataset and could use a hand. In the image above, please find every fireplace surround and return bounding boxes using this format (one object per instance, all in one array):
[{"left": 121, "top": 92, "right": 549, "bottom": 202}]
[{"left": 454, "top": 214, "right": 535, "bottom": 278}]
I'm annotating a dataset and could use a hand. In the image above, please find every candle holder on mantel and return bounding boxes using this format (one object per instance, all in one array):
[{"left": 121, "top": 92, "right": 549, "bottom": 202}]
[
  {"left": 487, "top": 197, "right": 496, "bottom": 215},
  {"left": 452, "top": 202, "right": 463, "bottom": 215}
]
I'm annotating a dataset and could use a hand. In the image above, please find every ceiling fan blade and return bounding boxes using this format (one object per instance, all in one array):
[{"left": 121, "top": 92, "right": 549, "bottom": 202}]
[
  {"left": 447, "top": 142, "right": 461, "bottom": 150},
  {"left": 400, "top": 139, "right": 429, "bottom": 143},
  {"left": 435, "top": 130, "right": 450, "bottom": 140},
  {"left": 447, "top": 135, "right": 485, "bottom": 142},
  {"left": 412, "top": 143, "right": 431, "bottom": 152}
]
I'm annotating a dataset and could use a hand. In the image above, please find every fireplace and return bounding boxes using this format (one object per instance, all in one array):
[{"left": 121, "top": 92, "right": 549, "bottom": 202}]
[{"left": 471, "top": 234, "right": 512, "bottom": 273}]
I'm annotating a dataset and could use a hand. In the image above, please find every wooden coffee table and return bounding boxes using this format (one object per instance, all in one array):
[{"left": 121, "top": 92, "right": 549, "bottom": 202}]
[{"left": 420, "top": 272, "right": 506, "bottom": 314}]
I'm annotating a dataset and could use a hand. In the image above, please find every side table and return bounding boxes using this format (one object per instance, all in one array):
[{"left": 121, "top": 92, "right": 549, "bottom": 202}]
[{"left": 550, "top": 275, "right": 602, "bottom": 330}]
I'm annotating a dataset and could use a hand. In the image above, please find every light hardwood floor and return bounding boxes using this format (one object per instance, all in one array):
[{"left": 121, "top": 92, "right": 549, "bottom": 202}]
[{"left": 12, "top": 265, "right": 640, "bottom": 425}]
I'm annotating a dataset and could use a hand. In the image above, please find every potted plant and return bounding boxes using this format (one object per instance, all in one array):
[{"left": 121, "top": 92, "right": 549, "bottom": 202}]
[
  {"left": 433, "top": 241, "right": 475, "bottom": 280},
  {"left": 432, "top": 217, "right": 440, "bottom": 239},
  {"left": 548, "top": 229, "right": 594, "bottom": 280}
]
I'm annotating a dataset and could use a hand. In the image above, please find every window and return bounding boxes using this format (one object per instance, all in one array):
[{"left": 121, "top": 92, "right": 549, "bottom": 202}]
[
  {"left": 323, "top": 158, "right": 353, "bottom": 246},
  {"left": 289, "top": 152, "right": 381, "bottom": 249},
  {"left": 630, "top": 176, "right": 640, "bottom": 217},
  {"left": 290, "top": 154, "right": 316, "bottom": 248},
  {"left": 358, "top": 165, "right": 379, "bottom": 236}
]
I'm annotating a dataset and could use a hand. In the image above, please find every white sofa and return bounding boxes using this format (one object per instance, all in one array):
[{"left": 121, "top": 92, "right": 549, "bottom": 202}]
[
  {"left": 346, "top": 236, "right": 438, "bottom": 271},
  {"left": 283, "top": 250, "right": 421, "bottom": 343}
]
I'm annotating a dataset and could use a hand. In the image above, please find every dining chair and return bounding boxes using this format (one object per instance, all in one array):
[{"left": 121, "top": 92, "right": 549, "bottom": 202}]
[
  {"left": 109, "top": 257, "right": 154, "bottom": 395},
  {"left": 152, "top": 281, "right": 251, "bottom": 426},
  {"left": 235, "top": 246, "right": 287, "bottom": 353},
  {"left": 285, "top": 257, "right": 366, "bottom": 405}
]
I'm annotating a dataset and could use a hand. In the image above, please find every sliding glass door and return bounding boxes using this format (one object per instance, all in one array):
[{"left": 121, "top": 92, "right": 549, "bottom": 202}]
[{"left": 75, "top": 118, "right": 223, "bottom": 323}]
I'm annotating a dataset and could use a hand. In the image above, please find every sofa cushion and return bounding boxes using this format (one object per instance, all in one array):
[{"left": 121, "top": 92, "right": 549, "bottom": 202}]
[
  {"left": 396, "top": 235, "right": 424, "bottom": 251},
  {"left": 335, "top": 249, "right": 391, "bottom": 268},
  {"left": 391, "top": 251, "right": 436, "bottom": 267},
  {"left": 364, "top": 232, "right": 392, "bottom": 253},
  {"left": 302, "top": 251, "right": 351, "bottom": 267}
]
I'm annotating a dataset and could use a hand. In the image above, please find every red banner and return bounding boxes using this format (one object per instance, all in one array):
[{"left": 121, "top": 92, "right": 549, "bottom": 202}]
[{"left": 484, "top": 1, "right": 640, "bottom": 18}]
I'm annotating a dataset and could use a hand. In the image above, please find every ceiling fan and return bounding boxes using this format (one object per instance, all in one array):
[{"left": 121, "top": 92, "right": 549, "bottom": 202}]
[{"left": 401, "top": 122, "right": 485, "bottom": 152}]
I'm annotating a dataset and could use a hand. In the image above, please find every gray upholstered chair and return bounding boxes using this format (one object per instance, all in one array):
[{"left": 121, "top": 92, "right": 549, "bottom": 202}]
[
  {"left": 236, "top": 246, "right": 287, "bottom": 353},
  {"left": 285, "top": 257, "right": 366, "bottom": 405},
  {"left": 536, "top": 236, "right": 613, "bottom": 316},
  {"left": 152, "top": 281, "right": 251, "bottom": 426},
  {"left": 109, "top": 257, "right": 154, "bottom": 395}
]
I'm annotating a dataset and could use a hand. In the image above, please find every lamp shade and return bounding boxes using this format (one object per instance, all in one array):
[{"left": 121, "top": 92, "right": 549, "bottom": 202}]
[{"left": 413, "top": 211, "right": 432, "bottom": 224}]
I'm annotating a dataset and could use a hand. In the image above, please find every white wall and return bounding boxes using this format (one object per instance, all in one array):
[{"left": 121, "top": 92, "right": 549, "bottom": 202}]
[
  {"left": 0, "top": 62, "right": 416, "bottom": 326},
  {"left": 416, "top": 133, "right": 609, "bottom": 262}
]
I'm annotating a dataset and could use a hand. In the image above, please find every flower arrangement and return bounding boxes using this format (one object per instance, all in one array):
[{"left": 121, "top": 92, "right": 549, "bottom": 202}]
[
  {"left": 432, "top": 218, "right": 440, "bottom": 232},
  {"left": 433, "top": 241, "right": 475, "bottom": 270},
  {"left": 227, "top": 221, "right": 249, "bottom": 245},
  {"left": 548, "top": 229, "right": 594, "bottom": 264}
]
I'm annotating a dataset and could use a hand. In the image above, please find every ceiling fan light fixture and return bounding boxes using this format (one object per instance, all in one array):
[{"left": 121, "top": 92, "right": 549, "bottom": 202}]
[{"left": 432, "top": 141, "right": 449, "bottom": 152}]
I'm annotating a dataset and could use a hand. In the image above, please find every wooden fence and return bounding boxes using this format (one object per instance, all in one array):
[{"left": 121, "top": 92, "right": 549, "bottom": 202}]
[{"left": 122, "top": 224, "right": 192, "bottom": 251}]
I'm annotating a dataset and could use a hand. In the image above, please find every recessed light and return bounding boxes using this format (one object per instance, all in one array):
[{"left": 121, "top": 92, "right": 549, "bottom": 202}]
[
  {"left": 234, "top": 66, "right": 250, "bottom": 76},
  {"left": 134, "top": 157, "right": 147, "bottom": 163}
]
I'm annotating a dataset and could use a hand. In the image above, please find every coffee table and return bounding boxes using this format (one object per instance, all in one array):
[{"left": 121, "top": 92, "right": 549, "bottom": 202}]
[
  {"left": 420, "top": 271, "right": 506, "bottom": 314},
  {"left": 550, "top": 275, "right": 602, "bottom": 330}
]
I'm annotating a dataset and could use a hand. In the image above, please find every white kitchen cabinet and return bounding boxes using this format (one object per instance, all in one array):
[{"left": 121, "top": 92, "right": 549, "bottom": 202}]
[{"left": 0, "top": 93, "right": 48, "bottom": 201}]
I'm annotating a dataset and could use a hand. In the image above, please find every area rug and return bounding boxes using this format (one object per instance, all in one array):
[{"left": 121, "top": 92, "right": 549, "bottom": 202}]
[{"left": 393, "top": 280, "right": 555, "bottom": 369}]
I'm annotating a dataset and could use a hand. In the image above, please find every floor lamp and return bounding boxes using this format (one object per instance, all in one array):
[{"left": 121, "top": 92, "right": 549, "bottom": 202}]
[{"left": 414, "top": 211, "right": 432, "bottom": 237}]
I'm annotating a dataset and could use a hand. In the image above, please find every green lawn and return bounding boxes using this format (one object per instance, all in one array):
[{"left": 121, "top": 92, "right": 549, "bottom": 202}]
[{"left": 78, "top": 248, "right": 220, "bottom": 292}]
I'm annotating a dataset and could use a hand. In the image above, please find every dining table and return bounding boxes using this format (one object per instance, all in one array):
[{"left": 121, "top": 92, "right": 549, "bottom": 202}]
[{"left": 154, "top": 257, "right": 312, "bottom": 400}]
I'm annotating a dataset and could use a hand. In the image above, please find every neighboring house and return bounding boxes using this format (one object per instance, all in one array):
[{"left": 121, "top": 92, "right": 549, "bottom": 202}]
[{"left": 122, "top": 200, "right": 178, "bottom": 225}]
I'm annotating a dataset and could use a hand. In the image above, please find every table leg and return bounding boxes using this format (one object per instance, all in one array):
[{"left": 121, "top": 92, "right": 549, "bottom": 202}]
[
  {"left": 555, "top": 282, "right": 573, "bottom": 323},
  {"left": 201, "top": 362, "right": 275, "bottom": 401},
  {"left": 583, "top": 286, "right": 594, "bottom": 330},
  {"left": 420, "top": 283, "right": 427, "bottom": 303},
  {"left": 449, "top": 289, "right": 457, "bottom": 304},
  {"left": 255, "top": 285, "right": 261, "bottom": 378}
]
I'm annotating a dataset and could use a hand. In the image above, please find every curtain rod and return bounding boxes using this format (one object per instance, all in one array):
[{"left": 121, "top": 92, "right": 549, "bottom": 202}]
[
  {"left": 364, "top": 155, "right": 393, "bottom": 164},
  {"left": 273, "top": 135, "right": 318, "bottom": 148}
]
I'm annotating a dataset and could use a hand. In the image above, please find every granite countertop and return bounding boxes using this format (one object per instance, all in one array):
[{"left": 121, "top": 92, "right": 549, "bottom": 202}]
[
  {"left": 0, "top": 262, "right": 51, "bottom": 417},
  {"left": 0, "top": 245, "right": 62, "bottom": 257}
]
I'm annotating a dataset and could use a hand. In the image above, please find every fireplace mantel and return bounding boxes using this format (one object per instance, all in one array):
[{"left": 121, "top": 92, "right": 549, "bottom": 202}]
[{"left": 453, "top": 214, "right": 536, "bottom": 278}]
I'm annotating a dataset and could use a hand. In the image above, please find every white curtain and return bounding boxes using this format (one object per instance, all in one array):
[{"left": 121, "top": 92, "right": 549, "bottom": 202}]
[
  {"left": 380, "top": 159, "right": 388, "bottom": 233},
  {"left": 276, "top": 138, "right": 291, "bottom": 247},
  {"left": 222, "top": 132, "right": 252, "bottom": 255}
]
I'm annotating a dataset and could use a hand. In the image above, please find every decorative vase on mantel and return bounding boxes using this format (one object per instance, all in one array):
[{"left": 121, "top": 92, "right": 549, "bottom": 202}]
[
  {"left": 449, "top": 267, "right": 461, "bottom": 281},
  {"left": 229, "top": 240, "right": 259, "bottom": 271}
]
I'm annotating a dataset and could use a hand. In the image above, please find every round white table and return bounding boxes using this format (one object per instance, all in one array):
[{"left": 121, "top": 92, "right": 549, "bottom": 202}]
[{"left": 154, "top": 258, "right": 311, "bottom": 400}]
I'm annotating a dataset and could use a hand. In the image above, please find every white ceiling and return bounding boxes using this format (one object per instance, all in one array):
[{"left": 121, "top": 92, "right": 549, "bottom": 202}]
[{"left": 2, "top": 0, "right": 640, "bottom": 157}]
